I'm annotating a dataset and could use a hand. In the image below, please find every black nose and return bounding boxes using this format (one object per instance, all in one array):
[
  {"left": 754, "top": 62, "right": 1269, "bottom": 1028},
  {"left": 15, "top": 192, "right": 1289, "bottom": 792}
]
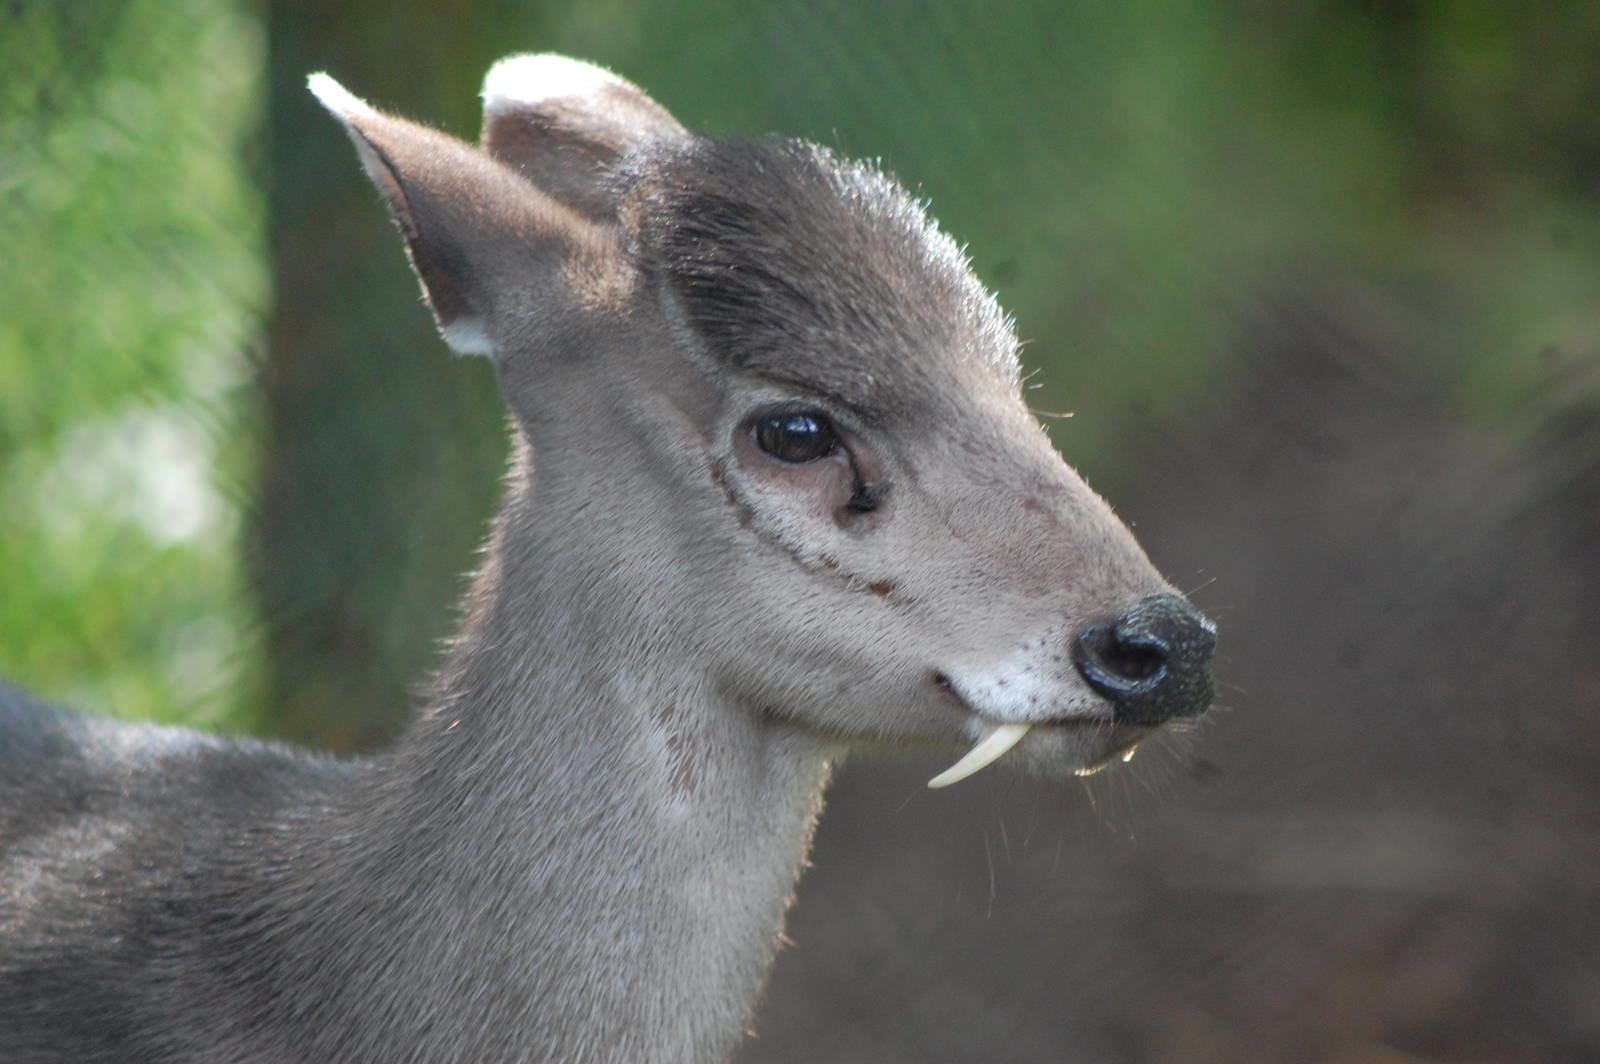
[{"left": 1072, "top": 593, "right": 1216, "bottom": 725}]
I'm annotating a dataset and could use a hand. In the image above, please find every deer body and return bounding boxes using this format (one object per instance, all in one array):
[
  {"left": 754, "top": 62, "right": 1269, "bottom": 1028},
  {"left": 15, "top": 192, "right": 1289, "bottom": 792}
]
[{"left": 0, "top": 56, "right": 1215, "bottom": 1063}]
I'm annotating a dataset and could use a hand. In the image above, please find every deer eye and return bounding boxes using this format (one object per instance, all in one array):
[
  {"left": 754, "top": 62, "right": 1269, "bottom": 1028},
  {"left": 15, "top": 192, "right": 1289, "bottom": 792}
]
[{"left": 753, "top": 412, "right": 839, "bottom": 463}]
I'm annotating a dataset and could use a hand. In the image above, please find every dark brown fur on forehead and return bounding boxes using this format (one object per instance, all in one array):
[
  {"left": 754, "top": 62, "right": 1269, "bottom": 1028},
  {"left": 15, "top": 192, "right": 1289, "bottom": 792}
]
[{"left": 626, "top": 136, "right": 1019, "bottom": 420}]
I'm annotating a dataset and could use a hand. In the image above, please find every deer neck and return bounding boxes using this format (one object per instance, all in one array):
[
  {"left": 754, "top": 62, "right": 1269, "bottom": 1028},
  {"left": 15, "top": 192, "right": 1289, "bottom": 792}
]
[{"left": 289, "top": 451, "right": 833, "bottom": 1062}]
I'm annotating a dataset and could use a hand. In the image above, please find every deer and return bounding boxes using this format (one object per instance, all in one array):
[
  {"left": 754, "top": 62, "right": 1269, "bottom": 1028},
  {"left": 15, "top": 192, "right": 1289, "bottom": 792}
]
[{"left": 0, "top": 55, "right": 1216, "bottom": 1063}]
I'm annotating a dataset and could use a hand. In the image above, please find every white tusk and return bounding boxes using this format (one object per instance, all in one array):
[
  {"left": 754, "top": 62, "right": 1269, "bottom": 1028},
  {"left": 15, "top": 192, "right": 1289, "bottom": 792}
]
[{"left": 927, "top": 723, "right": 1032, "bottom": 789}]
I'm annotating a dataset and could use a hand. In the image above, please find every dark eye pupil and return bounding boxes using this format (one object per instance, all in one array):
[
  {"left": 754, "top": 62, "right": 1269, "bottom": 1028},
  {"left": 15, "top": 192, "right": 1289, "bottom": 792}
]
[{"left": 755, "top": 413, "right": 838, "bottom": 463}]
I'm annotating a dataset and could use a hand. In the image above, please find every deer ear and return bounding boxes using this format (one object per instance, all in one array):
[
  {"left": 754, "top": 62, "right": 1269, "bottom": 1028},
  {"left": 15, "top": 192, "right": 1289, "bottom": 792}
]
[
  {"left": 479, "top": 54, "right": 689, "bottom": 223},
  {"left": 308, "top": 72, "right": 617, "bottom": 358}
]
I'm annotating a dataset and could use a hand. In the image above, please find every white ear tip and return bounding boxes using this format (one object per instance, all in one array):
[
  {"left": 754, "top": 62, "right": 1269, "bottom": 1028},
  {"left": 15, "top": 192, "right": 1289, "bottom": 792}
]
[
  {"left": 481, "top": 53, "right": 625, "bottom": 113},
  {"left": 307, "top": 72, "right": 376, "bottom": 122}
]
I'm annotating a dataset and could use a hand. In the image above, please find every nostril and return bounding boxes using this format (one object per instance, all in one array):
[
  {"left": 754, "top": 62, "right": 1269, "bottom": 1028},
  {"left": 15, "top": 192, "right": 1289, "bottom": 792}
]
[
  {"left": 1100, "top": 636, "right": 1166, "bottom": 684},
  {"left": 1072, "top": 593, "right": 1217, "bottom": 725},
  {"left": 1072, "top": 625, "right": 1168, "bottom": 698}
]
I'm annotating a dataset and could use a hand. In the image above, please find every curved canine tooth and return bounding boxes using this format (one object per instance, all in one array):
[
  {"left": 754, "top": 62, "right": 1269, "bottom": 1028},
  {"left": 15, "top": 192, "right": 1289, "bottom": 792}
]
[{"left": 927, "top": 723, "right": 1032, "bottom": 789}]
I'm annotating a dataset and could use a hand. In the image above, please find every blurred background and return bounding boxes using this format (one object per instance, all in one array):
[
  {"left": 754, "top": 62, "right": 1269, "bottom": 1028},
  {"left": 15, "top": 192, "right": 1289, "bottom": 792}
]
[{"left": 4, "top": 2, "right": 1598, "bottom": 1060}]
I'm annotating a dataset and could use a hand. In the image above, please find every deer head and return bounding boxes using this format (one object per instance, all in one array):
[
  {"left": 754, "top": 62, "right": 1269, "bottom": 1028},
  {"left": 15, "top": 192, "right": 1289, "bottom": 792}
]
[{"left": 308, "top": 55, "right": 1214, "bottom": 791}]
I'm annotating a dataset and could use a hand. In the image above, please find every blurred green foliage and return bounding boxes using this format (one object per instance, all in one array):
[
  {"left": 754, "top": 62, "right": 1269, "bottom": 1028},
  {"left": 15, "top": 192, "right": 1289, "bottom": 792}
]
[
  {"left": 3, "top": 1, "right": 1597, "bottom": 741},
  {"left": 1, "top": 1, "right": 265, "bottom": 728}
]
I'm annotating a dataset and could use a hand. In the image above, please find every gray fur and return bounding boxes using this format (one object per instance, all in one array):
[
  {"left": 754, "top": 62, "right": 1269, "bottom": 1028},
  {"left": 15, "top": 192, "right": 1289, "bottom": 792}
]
[{"left": 0, "top": 55, "right": 1212, "bottom": 1063}]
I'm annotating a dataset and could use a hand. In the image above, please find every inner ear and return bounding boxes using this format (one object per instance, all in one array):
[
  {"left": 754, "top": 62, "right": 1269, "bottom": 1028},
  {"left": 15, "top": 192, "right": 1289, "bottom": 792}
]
[{"left": 480, "top": 54, "right": 690, "bottom": 223}]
